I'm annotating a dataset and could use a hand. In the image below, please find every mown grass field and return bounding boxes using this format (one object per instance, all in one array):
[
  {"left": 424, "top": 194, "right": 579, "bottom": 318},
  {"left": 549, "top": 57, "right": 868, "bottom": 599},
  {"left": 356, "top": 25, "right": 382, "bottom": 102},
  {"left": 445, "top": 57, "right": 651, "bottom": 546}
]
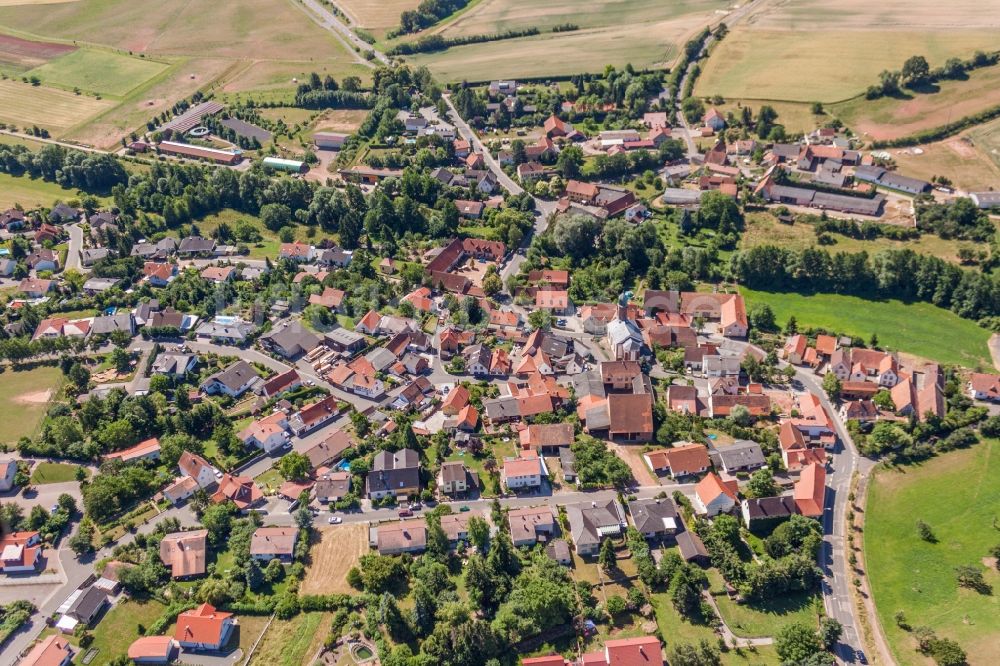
[
  {"left": 706, "top": 569, "right": 822, "bottom": 638},
  {"left": 336, "top": 0, "right": 421, "bottom": 39},
  {"left": 888, "top": 138, "right": 1000, "bottom": 192},
  {"left": 830, "top": 64, "right": 1000, "bottom": 142},
  {"left": 249, "top": 611, "right": 331, "bottom": 666},
  {"left": 0, "top": 78, "right": 114, "bottom": 135},
  {"left": 0, "top": 171, "right": 109, "bottom": 210},
  {"left": 866, "top": 438, "right": 1000, "bottom": 666},
  {"left": 696, "top": 0, "right": 999, "bottom": 103},
  {"left": 30, "top": 462, "right": 85, "bottom": 484},
  {"left": 26, "top": 48, "right": 169, "bottom": 96},
  {"left": 0, "top": 0, "right": 361, "bottom": 146},
  {"left": 739, "top": 288, "right": 992, "bottom": 368},
  {"left": 968, "top": 116, "right": 1000, "bottom": 172},
  {"left": 408, "top": 0, "right": 728, "bottom": 80},
  {"left": 741, "top": 213, "right": 975, "bottom": 266},
  {"left": 0, "top": 365, "right": 62, "bottom": 444}
]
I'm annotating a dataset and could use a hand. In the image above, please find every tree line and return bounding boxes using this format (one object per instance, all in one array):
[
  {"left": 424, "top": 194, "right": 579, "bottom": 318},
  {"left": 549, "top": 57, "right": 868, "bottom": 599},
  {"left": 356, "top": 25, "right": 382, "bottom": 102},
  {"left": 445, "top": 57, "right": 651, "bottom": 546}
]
[{"left": 731, "top": 244, "right": 1000, "bottom": 323}]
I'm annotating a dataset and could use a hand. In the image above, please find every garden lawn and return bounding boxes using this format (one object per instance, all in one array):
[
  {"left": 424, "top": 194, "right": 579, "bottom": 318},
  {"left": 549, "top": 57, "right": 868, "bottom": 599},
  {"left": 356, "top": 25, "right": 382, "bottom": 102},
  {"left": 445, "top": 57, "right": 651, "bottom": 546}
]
[
  {"left": 652, "top": 590, "right": 781, "bottom": 665},
  {"left": 739, "top": 288, "right": 991, "bottom": 368},
  {"left": 865, "top": 438, "right": 1000, "bottom": 666},
  {"left": 0, "top": 171, "right": 109, "bottom": 211},
  {"left": 30, "top": 462, "right": 84, "bottom": 484},
  {"left": 0, "top": 365, "right": 63, "bottom": 445},
  {"left": 82, "top": 599, "right": 167, "bottom": 663},
  {"left": 250, "top": 611, "right": 330, "bottom": 666},
  {"left": 708, "top": 569, "right": 822, "bottom": 638}
]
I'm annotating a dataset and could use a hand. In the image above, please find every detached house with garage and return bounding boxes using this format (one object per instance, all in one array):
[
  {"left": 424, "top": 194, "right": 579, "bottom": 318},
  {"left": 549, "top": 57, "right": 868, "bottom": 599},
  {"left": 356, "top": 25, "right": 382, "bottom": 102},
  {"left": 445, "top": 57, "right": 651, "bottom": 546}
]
[
  {"left": 693, "top": 472, "right": 738, "bottom": 517},
  {"left": 969, "top": 372, "right": 1000, "bottom": 402},
  {"left": 366, "top": 448, "right": 420, "bottom": 500},
  {"left": 173, "top": 604, "right": 235, "bottom": 652}
]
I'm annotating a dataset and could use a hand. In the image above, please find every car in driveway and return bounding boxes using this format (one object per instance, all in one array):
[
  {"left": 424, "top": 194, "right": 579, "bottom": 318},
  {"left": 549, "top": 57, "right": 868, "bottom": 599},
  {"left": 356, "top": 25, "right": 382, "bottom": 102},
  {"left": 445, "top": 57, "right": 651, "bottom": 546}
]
[{"left": 328, "top": 516, "right": 342, "bottom": 524}]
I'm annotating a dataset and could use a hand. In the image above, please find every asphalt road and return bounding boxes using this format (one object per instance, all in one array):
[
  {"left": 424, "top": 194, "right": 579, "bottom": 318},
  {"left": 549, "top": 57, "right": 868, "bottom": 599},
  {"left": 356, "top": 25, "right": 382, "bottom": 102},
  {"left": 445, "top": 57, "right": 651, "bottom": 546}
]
[
  {"left": 297, "top": 0, "right": 388, "bottom": 66},
  {"left": 65, "top": 224, "right": 86, "bottom": 273}
]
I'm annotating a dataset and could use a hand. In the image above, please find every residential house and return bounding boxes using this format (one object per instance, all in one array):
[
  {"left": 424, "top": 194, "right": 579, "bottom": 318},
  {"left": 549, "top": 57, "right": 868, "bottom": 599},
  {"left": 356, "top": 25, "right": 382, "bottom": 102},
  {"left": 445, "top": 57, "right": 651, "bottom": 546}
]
[
  {"left": 238, "top": 412, "right": 289, "bottom": 453},
  {"left": 676, "top": 530, "right": 711, "bottom": 565},
  {"left": 366, "top": 448, "right": 420, "bottom": 500},
  {"left": 20, "top": 636, "right": 73, "bottom": 666},
  {"left": 507, "top": 506, "right": 556, "bottom": 547},
  {"left": 0, "top": 531, "right": 42, "bottom": 574},
  {"left": 794, "top": 463, "right": 827, "bottom": 518},
  {"left": 200, "top": 360, "right": 261, "bottom": 398},
  {"left": 644, "top": 443, "right": 710, "bottom": 479},
  {"left": 260, "top": 321, "right": 321, "bottom": 359},
  {"left": 177, "top": 237, "right": 216, "bottom": 257},
  {"left": 693, "top": 472, "right": 738, "bottom": 516},
  {"left": 66, "top": 587, "right": 109, "bottom": 627},
  {"left": 437, "top": 461, "right": 470, "bottom": 495},
  {"left": 288, "top": 395, "right": 340, "bottom": 435},
  {"left": 31, "top": 317, "right": 91, "bottom": 342},
  {"left": 250, "top": 527, "right": 298, "bottom": 562},
  {"left": 143, "top": 262, "right": 178, "bottom": 287},
  {"left": 741, "top": 496, "right": 797, "bottom": 529},
  {"left": 200, "top": 266, "right": 235, "bottom": 283},
  {"left": 178, "top": 451, "right": 217, "bottom": 489},
  {"left": 103, "top": 438, "right": 161, "bottom": 465},
  {"left": 18, "top": 278, "right": 54, "bottom": 298},
  {"left": 159, "top": 530, "right": 208, "bottom": 579},
  {"left": 969, "top": 372, "right": 1000, "bottom": 402},
  {"left": 580, "top": 636, "right": 664, "bottom": 666},
  {"left": 173, "top": 604, "right": 235, "bottom": 652},
  {"left": 211, "top": 474, "right": 264, "bottom": 511},
  {"left": 628, "top": 498, "right": 680, "bottom": 541},
  {"left": 565, "top": 498, "right": 625, "bottom": 556},
  {"left": 303, "top": 429, "right": 356, "bottom": 469},
  {"left": 501, "top": 451, "right": 545, "bottom": 490},
  {"left": 127, "top": 636, "right": 178, "bottom": 664},
  {"left": 279, "top": 241, "right": 313, "bottom": 262},
  {"left": 714, "top": 440, "right": 766, "bottom": 474},
  {"left": 315, "top": 472, "right": 351, "bottom": 503},
  {"left": 194, "top": 318, "right": 256, "bottom": 345},
  {"left": 377, "top": 520, "right": 427, "bottom": 555},
  {"left": 0, "top": 460, "right": 17, "bottom": 492},
  {"left": 703, "top": 108, "right": 725, "bottom": 131},
  {"left": 535, "top": 289, "right": 569, "bottom": 314},
  {"left": 261, "top": 369, "right": 301, "bottom": 399},
  {"left": 519, "top": 423, "right": 574, "bottom": 453}
]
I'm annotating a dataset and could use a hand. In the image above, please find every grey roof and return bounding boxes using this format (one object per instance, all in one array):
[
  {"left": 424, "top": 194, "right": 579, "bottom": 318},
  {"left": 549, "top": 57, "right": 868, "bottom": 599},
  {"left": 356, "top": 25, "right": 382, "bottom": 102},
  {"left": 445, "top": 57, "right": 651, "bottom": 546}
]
[
  {"left": 326, "top": 327, "right": 365, "bottom": 348},
  {"left": 89, "top": 313, "right": 134, "bottom": 335},
  {"left": 545, "top": 539, "right": 571, "bottom": 562},
  {"left": 572, "top": 370, "right": 606, "bottom": 399},
  {"left": 743, "top": 495, "right": 796, "bottom": 521},
  {"left": 367, "top": 448, "right": 420, "bottom": 495},
  {"left": 565, "top": 499, "right": 625, "bottom": 548},
  {"left": 151, "top": 353, "right": 196, "bottom": 375},
  {"left": 628, "top": 498, "right": 679, "bottom": 534},
  {"left": 676, "top": 530, "right": 709, "bottom": 561},
  {"left": 81, "top": 248, "right": 112, "bottom": 263},
  {"left": 318, "top": 247, "right": 352, "bottom": 265},
  {"left": 716, "top": 440, "right": 766, "bottom": 471},
  {"left": 607, "top": 318, "right": 643, "bottom": 346},
  {"left": 365, "top": 347, "right": 398, "bottom": 372},
  {"left": 661, "top": 188, "right": 702, "bottom": 205},
  {"left": 82, "top": 277, "right": 120, "bottom": 292},
  {"left": 203, "top": 360, "right": 258, "bottom": 392},
  {"left": 196, "top": 319, "right": 255, "bottom": 341},
  {"left": 771, "top": 143, "right": 801, "bottom": 159},
  {"left": 971, "top": 192, "right": 1000, "bottom": 208},
  {"left": 263, "top": 321, "right": 321, "bottom": 357},
  {"left": 219, "top": 117, "right": 272, "bottom": 142},
  {"left": 483, "top": 395, "right": 520, "bottom": 420},
  {"left": 559, "top": 447, "right": 576, "bottom": 476},
  {"left": 67, "top": 586, "right": 108, "bottom": 623},
  {"left": 177, "top": 236, "right": 216, "bottom": 254},
  {"left": 811, "top": 170, "right": 847, "bottom": 188}
]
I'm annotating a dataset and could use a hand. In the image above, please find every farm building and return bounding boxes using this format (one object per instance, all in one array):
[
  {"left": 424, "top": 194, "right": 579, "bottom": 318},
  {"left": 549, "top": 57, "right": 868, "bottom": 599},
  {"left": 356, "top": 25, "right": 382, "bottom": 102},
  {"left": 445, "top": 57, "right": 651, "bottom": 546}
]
[
  {"left": 157, "top": 141, "right": 241, "bottom": 166},
  {"left": 970, "top": 192, "right": 1000, "bottom": 209},
  {"left": 161, "top": 101, "right": 225, "bottom": 134},
  {"left": 314, "top": 132, "right": 348, "bottom": 149},
  {"left": 262, "top": 157, "right": 308, "bottom": 173}
]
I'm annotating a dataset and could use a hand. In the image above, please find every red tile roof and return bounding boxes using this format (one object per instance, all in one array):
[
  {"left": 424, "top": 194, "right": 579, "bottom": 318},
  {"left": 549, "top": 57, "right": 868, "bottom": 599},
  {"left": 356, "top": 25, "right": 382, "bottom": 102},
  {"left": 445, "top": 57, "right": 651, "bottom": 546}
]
[
  {"left": 173, "top": 603, "right": 232, "bottom": 646},
  {"left": 794, "top": 463, "right": 826, "bottom": 517}
]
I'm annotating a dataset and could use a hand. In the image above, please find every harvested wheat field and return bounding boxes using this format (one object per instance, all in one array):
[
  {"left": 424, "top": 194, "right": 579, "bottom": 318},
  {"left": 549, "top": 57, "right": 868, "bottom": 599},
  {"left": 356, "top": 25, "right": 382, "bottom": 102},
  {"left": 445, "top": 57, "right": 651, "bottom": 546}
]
[
  {"left": 301, "top": 523, "right": 368, "bottom": 595},
  {"left": 0, "top": 33, "right": 75, "bottom": 70},
  {"left": 697, "top": 0, "right": 1000, "bottom": 102}
]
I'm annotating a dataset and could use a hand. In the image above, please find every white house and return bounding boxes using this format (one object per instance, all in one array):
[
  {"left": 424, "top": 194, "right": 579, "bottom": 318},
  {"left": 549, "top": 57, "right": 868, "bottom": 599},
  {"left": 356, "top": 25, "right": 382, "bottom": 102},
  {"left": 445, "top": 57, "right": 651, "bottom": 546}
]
[
  {"left": 238, "top": 412, "right": 289, "bottom": 454},
  {"left": 693, "top": 472, "right": 737, "bottom": 517},
  {"left": 501, "top": 452, "right": 545, "bottom": 490}
]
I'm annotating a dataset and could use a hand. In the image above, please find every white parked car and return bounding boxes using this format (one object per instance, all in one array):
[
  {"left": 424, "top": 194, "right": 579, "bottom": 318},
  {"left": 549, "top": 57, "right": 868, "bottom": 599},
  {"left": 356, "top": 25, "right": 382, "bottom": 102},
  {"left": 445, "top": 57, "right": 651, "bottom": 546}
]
[{"left": 328, "top": 516, "right": 342, "bottom": 524}]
